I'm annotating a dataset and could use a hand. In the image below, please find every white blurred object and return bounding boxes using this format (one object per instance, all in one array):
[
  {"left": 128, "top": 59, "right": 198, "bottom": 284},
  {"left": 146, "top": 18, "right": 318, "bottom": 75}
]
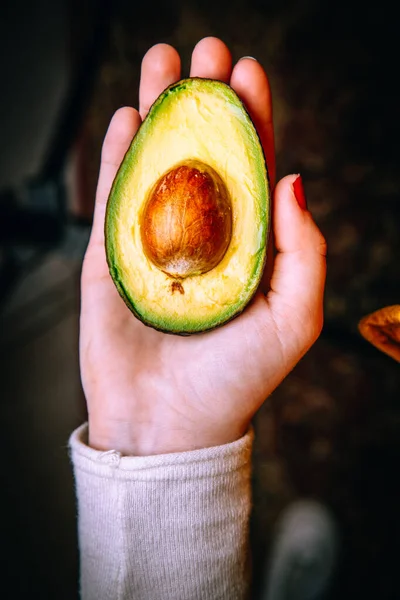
[{"left": 261, "top": 500, "right": 339, "bottom": 600}]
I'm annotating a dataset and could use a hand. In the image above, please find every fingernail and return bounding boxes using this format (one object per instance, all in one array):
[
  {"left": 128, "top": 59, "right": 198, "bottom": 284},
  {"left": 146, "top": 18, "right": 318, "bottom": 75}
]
[
  {"left": 293, "top": 174, "right": 307, "bottom": 210},
  {"left": 239, "top": 56, "right": 257, "bottom": 61}
]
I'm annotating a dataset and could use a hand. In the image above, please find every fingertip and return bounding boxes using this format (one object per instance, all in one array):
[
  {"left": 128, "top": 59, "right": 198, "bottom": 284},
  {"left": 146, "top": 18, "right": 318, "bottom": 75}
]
[
  {"left": 141, "top": 43, "right": 181, "bottom": 74},
  {"left": 107, "top": 106, "right": 141, "bottom": 138},
  {"left": 190, "top": 36, "right": 232, "bottom": 81},
  {"left": 273, "top": 174, "right": 326, "bottom": 255},
  {"left": 102, "top": 107, "right": 141, "bottom": 165},
  {"left": 274, "top": 173, "right": 301, "bottom": 201},
  {"left": 192, "top": 35, "right": 231, "bottom": 56},
  {"left": 233, "top": 55, "right": 262, "bottom": 76},
  {"left": 231, "top": 56, "right": 271, "bottom": 106},
  {"left": 111, "top": 105, "right": 140, "bottom": 123},
  {"left": 292, "top": 174, "right": 307, "bottom": 210},
  {"left": 273, "top": 174, "right": 301, "bottom": 212},
  {"left": 140, "top": 44, "right": 181, "bottom": 118}
]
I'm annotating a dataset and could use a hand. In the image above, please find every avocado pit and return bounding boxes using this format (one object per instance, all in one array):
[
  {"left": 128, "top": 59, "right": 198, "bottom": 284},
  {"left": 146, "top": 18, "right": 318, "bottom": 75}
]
[{"left": 141, "top": 160, "right": 232, "bottom": 279}]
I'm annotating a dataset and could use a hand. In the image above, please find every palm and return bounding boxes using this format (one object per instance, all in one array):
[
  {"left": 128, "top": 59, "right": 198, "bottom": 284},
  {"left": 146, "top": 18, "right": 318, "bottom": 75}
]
[
  {"left": 82, "top": 255, "right": 279, "bottom": 447},
  {"left": 81, "top": 38, "right": 326, "bottom": 454}
]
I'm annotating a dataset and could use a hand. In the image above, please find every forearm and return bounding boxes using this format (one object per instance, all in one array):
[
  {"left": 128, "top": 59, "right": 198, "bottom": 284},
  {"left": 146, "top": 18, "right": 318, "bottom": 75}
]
[{"left": 70, "top": 423, "right": 253, "bottom": 600}]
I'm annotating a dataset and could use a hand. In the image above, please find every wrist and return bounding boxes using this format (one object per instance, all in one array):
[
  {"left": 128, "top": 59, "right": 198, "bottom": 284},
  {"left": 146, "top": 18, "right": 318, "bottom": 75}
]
[{"left": 88, "top": 415, "right": 249, "bottom": 456}]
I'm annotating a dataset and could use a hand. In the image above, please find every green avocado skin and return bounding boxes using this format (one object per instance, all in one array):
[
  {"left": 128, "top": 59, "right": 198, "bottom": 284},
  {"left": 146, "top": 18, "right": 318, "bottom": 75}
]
[{"left": 105, "top": 78, "right": 271, "bottom": 335}]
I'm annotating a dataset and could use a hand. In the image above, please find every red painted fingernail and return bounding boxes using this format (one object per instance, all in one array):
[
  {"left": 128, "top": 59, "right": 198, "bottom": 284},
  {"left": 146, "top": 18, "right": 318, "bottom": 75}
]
[{"left": 293, "top": 174, "right": 307, "bottom": 210}]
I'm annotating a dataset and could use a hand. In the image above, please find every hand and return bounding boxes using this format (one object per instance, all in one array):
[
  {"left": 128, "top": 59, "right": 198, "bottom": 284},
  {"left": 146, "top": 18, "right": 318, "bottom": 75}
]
[{"left": 80, "top": 38, "right": 327, "bottom": 456}]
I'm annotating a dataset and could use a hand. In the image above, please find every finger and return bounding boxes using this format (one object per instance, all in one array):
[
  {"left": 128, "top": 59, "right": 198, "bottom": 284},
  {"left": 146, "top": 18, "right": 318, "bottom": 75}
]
[
  {"left": 90, "top": 106, "right": 141, "bottom": 249},
  {"left": 189, "top": 37, "right": 232, "bottom": 82},
  {"left": 230, "top": 57, "right": 276, "bottom": 188},
  {"left": 267, "top": 174, "right": 327, "bottom": 350},
  {"left": 139, "top": 44, "right": 181, "bottom": 119}
]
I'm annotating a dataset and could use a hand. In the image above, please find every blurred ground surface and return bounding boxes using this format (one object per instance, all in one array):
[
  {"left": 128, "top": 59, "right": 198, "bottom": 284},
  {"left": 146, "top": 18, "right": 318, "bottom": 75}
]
[{"left": 1, "top": 0, "right": 399, "bottom": 598}]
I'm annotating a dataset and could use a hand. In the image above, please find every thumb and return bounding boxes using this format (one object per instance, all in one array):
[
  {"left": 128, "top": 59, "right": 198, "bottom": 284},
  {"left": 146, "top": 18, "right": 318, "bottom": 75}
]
[{"left": 267, "top": 174, "right": 327, "bottom": 351}]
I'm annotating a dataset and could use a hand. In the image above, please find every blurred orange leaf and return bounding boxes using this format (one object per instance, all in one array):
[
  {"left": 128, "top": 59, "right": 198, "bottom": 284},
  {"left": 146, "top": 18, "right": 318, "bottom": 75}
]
[{"left": 358, "top": 305, "right": 400, "bottom": 362}]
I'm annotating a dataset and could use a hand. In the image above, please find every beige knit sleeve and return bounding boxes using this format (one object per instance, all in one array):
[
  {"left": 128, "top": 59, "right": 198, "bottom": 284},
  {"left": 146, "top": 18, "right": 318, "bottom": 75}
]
[{"left": 69, "top": 423, "right": 254, "bottom": 600}]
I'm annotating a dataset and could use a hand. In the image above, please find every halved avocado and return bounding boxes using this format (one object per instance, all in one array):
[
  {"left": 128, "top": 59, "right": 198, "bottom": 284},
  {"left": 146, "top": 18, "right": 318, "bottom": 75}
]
[{"left": 105, "top": 78, "right": 270, "bottom": 334}]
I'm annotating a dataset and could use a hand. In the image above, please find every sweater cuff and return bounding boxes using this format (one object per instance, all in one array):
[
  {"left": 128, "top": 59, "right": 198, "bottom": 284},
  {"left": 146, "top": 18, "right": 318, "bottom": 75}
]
[{"left": 69, "top": 422, "right": 253, "bottom": 480}]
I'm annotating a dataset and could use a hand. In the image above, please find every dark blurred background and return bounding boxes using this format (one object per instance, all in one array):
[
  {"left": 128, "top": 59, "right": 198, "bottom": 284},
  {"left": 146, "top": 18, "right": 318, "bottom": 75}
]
[{"left": 0, "top": 0, "right": 399, "bottom": 598}]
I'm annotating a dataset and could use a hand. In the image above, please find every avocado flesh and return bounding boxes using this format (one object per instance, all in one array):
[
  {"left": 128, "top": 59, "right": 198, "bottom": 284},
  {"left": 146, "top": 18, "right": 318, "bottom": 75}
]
[{"left": 105, "top": 78, "right": 270, "bottom": 334}]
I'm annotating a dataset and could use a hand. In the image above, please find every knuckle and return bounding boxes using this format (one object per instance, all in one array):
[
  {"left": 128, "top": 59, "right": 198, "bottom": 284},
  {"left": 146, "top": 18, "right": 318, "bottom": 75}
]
[
  {"left": 317, "top": 233, "right": 328, "bottom": 257},
  {"left": 312, "top": 225, "right": 328, "bottom": 257},
  {"left": 296, "top": 305, "right": 324, "bottom": 352},
  {"left": 307, "top": 216, "right": 328, "bottom": 257},
  {"left": 307, "top": 307, "right": 324, "bottom": 345}
]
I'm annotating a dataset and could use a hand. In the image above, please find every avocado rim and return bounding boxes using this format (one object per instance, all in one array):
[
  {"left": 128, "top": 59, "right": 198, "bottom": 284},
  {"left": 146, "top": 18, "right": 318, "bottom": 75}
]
[{"left": 105, "top": 77, "right": 271, "bottom": 335}]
